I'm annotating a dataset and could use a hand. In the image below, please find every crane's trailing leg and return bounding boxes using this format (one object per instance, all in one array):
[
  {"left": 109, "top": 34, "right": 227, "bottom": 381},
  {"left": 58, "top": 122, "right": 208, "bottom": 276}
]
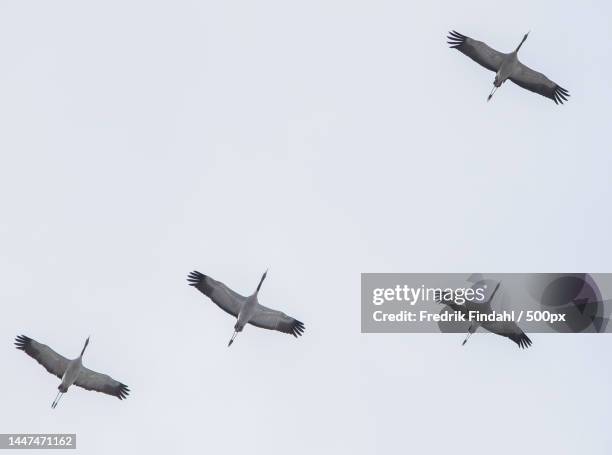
[
  {"left": 462, "top": 324, "right": 477, "bottom": 346},
  {"left": 51, "top": 391, "right": 63, "bottom": 409},
  {"left": 55, "top": 392, "right": 64, "bottom": 408},
  {"left": 228, "top": 331, "right": 238, "bottom": 347},
  {"left": 487, "top": 85, "right": 498, "bottom": 102}
]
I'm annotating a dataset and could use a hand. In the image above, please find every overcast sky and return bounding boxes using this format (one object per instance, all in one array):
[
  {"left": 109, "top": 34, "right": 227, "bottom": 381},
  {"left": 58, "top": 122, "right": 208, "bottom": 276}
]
[{"left": 1, "top": 1, "right": 611, "bottom": 454}]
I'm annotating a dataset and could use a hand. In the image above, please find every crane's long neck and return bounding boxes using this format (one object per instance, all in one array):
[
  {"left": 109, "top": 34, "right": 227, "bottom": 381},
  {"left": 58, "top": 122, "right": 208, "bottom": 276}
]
[
  {"left": 515, "top": 33, "right": 529, "bottom": 52},
  {"left": 487, "top": 282, "right": 501, "bottom": 303},
  {"left": 80, "top": 337, "right": 90, "bottom": 357},
  {"left": 256, "top": 269, "right": 268, "bottom": 293}
]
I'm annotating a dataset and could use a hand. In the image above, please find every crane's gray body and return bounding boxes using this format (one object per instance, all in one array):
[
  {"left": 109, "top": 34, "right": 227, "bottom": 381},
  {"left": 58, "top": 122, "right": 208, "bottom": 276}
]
[
  {"left": 58, "top": 357, "right": 83, "bottom": 393},
  {"left": 235, "top": 294, "right": 259, "bottom": 332},
  {"left": 495, "top": 52, "right": 519, "bottom": 87}
]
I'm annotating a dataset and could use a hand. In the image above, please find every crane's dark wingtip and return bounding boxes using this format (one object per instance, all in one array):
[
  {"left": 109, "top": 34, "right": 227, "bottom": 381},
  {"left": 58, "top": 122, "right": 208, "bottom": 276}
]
[
  {"left": 553, "top": 85, "right": 570, "bottom": 104},
  {"left": 14, "top": 335, "right": 32, "bottom": 350},
  {"left": 516, "top": 333, "right": 532, "bottom": 349},
  {"left": 447, "top": 30, "right": 467, "bottom": 48},
  {"left": 291, "top": 320, "right": 306, "bottom": 338},
  {"left": 117, "top": 383, "right": 130, "bottom": 400},
  {"left": 187, "top": 270, "right": 205, "bottom": 286}
]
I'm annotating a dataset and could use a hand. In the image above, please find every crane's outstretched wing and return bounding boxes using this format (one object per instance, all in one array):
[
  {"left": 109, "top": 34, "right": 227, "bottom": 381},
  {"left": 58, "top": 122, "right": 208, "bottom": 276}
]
[
  {"left": 187, "top": 270, "right": 246, "bottom": 317},
  {"left": 482, "top": 321, "right": 532, "bottom": 349},
  {"left": 509, "top": 62, "right": 569, "bottom": 104},
  {"left": 447, "top": 30, "right": 506, "bottom": 72},
  {"left": 74, "top": 367, "right": 130, "bottom": 400},
  {"left": 249, "top": 305, "right": 305, "bottom": 338},
  {"left": 15, "top": 335, "right": 69, "bottom": 379}
]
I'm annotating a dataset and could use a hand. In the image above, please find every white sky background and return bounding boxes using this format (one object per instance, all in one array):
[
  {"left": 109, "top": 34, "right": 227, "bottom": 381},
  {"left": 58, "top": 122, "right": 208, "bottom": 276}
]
[{"left": 1, "top": 0, "right": 611, "bottom": 453}]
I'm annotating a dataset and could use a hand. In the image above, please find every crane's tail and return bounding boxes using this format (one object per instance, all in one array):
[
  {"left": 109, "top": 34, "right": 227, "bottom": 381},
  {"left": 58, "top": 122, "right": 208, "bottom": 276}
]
[
  {"left": 51, "top": 390, "right": 63, "bottom": 409},
  {"left": 228, "top": 331, "right": 238, "bottom": 347}
]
